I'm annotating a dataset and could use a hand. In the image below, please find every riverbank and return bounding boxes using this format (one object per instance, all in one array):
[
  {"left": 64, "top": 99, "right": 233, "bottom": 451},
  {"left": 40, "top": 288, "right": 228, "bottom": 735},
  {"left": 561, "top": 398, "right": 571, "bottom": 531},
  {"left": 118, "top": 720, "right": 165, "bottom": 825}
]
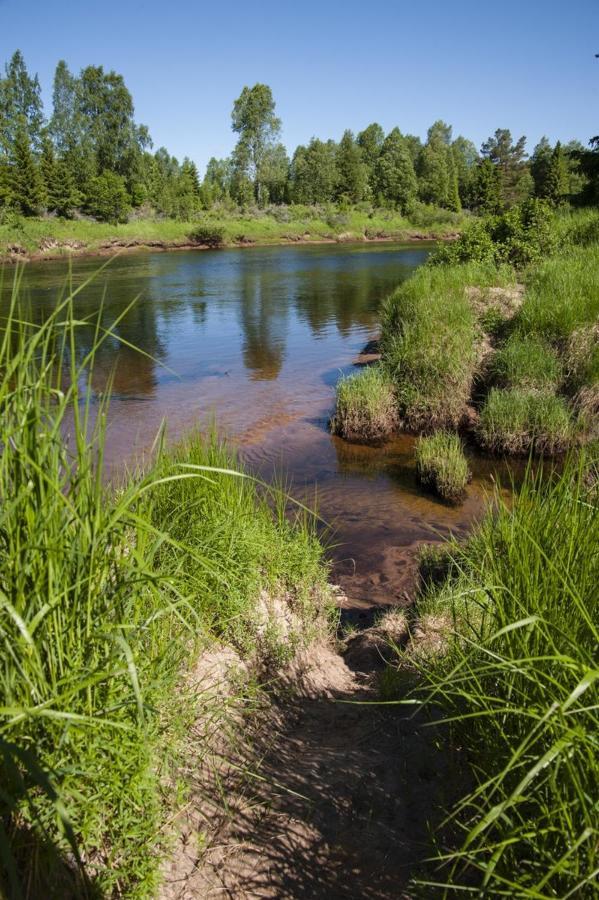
[
  {"left": 332, "top": 205, "right": 599, "bottom": 484},
  {"left": 0, "top": 205, "right": 464, "bottom": 262}
]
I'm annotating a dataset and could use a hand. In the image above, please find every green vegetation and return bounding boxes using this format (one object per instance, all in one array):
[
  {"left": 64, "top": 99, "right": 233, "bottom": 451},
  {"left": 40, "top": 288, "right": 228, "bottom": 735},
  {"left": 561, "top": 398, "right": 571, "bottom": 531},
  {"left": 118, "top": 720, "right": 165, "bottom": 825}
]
[
  {"left": 415, "top": 432, "right": 470, "bottom": 502},
  {"left": 0, "top": 204, "right": 463, "bottom": 260},
  {"left": 380, "top": 263, "right": 499, "bottom": 430},
  {"left": 1, "top": 49, "right": 598, "bottom": 234},
  {"left": 490, "top": 333, "right": 562, "bottom": 391},
  {"left": 0, "top": 272, "right": 328, "bottom": 897},
  {"left": 397, "top": 456, "right": 599, "bottom": 896},
  {"left": 478, "top": 388, "right": 576, "bottom": 454},
  {"left": 331, "top": 366, "right": 398, "bottom": 442}
]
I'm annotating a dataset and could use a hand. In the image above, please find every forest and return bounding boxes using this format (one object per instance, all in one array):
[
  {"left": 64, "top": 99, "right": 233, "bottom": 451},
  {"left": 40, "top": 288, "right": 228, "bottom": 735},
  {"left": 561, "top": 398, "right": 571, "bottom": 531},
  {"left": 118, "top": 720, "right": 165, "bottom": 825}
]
[{"left": 1, "top": 49, "right": 598, "bottom": 226}]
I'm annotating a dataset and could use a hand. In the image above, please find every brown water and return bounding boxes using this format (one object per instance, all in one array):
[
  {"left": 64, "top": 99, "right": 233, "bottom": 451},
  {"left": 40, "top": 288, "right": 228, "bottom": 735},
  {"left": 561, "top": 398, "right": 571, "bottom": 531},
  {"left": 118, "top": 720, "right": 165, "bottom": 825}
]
[{"left": 6, "top": 243, "right": 514, "bottom": 606}]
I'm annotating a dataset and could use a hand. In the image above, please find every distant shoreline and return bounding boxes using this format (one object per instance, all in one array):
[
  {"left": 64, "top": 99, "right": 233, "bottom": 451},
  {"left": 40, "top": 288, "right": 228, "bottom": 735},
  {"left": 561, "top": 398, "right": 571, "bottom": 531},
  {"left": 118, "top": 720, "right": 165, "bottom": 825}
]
[{"left": 0, "top": 214, "right": 461, "bottom": 264}]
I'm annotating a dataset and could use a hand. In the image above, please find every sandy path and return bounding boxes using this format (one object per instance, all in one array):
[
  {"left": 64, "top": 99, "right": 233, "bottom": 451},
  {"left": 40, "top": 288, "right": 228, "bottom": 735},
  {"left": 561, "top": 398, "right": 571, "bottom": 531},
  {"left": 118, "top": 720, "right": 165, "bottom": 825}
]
[{"left": 162, "top": 631, "right": 460, "bottom": 899}]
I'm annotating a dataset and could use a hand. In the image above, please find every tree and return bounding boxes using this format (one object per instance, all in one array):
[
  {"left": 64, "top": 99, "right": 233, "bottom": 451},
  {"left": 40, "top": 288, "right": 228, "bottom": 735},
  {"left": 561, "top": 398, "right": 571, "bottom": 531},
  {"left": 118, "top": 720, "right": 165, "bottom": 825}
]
[
  {"left": 258, "top": 143, "right": 289, "bottom": 204},
  {"left": 86, "top": 170, "right": 130, "bottom": 223},
  {"left": 231, "top": 84, "right": 281, "bottom": 205},
  {"left": 9, "top": 120, "right": 44, "bottom": 214},
  {"left": 357, "top": 123, "right": 384, "bottom": 194},
  {"left": 544, "top": 142, "right": 570, "bottom": 205},
  {"left": 0, "top": 50, "right": 44, "bottom": 153},
  {"left": 418, "top": 121, "right": 456, "bottom": 208},
  {"left": 202, "top": 157, "right": 232, "bottom": 205},
  {"left": 335, "top": 130, "right": 369, "bottom": 203},
  {"left": 452, "top": 136, "right": 479, "bottom": 207},
  {"left": 289, "top": 139, "right": 338, "bottom": 204},
  {"left": 374, "top": 128, "right": 417, "bottom": 211},
  {"left": 470, "top": 158, "right": 502, "bottom": 215},
  {"left": 481, "top": 128, "right": 528, "bottom": 206}
]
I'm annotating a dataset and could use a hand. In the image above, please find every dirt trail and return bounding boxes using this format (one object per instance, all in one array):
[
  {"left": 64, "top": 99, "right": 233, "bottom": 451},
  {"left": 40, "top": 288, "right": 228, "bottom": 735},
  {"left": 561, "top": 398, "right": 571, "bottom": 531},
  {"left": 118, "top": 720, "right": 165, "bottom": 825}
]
[{"left": 162, "top": 618, "right": 460, "bottom": 900}]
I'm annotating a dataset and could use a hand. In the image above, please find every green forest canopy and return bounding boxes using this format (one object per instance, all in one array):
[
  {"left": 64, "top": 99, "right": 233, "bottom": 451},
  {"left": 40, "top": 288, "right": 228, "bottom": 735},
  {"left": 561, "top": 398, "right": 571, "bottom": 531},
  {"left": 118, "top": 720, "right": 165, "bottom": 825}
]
[{"left": 0, "top": 50, "right": 598, "bottom": 223}]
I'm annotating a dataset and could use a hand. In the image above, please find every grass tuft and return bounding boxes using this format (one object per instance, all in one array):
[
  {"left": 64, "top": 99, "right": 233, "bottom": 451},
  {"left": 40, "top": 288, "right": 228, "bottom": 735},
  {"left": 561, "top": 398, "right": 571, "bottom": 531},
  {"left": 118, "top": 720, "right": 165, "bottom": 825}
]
[
  {"left": 415, "top": 432, "right": 471, "bottom": 502},
  {"left": 478, "top": 387, "right": 576, "bottom": 455},
  {"left": 331, "top": 365, "right": 399, "bottom": 442}
]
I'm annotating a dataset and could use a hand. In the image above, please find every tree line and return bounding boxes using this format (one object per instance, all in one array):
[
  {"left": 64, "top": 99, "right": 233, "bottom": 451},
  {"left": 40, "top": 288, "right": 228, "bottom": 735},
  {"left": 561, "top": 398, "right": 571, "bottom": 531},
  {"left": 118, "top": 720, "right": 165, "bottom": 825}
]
[{"left": 1, "top": 50, "right": 597, "bottom": 224}]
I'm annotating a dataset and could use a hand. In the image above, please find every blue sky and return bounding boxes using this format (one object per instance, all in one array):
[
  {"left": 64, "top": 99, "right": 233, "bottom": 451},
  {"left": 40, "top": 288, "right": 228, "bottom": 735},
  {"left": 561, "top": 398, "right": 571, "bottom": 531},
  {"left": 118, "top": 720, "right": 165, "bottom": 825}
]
[{"left": 1, "top": 0, "right": 597, "bottom": 173}]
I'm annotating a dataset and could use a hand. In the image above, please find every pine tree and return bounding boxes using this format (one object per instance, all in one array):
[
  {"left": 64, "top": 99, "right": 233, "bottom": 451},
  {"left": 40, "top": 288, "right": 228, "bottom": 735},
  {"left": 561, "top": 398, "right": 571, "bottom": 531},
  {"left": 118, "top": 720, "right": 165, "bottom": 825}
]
[{"left": 9, "top": 120, "right": 44, "bottom": 215}]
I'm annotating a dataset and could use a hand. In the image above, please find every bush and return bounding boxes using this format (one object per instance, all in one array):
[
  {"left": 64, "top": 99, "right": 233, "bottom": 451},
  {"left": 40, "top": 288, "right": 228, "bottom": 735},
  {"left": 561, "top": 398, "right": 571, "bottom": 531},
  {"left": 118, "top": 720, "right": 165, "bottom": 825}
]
[
  {"left": 187, "top": 224, "right": 225, "bottom": 247},
  {"left": 430, "top": 199, "right": 557, "bottom": 269},
  {"left": 331, "top": 366, "right": 398, "bottom": 442},
  {"left": 478, "top": 387, "right": 576, "bottom": 454},
  {"left": 406, "top": 457, "right": 599, "bottom": 896},
  {"left": 415, "top": 432, "right": 470, "bottom": 502}
]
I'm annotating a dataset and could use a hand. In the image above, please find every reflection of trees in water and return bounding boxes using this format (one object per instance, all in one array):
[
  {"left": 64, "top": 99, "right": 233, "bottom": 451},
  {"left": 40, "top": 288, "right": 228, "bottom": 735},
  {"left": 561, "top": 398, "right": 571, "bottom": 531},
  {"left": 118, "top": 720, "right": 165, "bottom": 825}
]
[
  {"left": 237, "top": 261, "right": 288, "bottom": 380},
  {"left": 292, "top": 259, "right": 419, "bottom": 338}
]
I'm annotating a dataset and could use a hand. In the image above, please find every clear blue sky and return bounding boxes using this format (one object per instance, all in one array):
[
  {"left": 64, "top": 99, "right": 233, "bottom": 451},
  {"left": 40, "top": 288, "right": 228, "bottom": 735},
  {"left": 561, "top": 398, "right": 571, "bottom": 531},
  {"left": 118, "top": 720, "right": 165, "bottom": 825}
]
[{"left": 1, "top": 0, "right": 597, "bottom": 173}]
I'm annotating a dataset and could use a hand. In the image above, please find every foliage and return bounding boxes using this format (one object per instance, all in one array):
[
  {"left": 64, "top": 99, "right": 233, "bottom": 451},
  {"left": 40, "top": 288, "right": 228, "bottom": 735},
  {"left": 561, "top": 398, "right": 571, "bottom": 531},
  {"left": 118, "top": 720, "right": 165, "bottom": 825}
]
[
  {"left": 430, "top": 198, "right": 557, "bottom": 268},
  {"left": 415, "top": 432, "right": 470, "bottom": 502},
  {"left": 86, "top": 170, "right": 130, "bottom": 223},
  {"left": 0, "top": 271, "right": 326, "bottom": 895},
  {"left": 406, "top": 457, "right": 598, "bottom": 896}
]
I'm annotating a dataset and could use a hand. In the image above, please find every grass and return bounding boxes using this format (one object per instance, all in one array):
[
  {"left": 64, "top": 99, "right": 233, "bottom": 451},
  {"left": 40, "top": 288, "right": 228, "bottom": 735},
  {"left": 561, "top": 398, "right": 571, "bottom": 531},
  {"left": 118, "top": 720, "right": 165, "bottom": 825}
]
[
  {"left": 415, "top": 432, "right": 471, "bottom": 503},
  {"left": 518, "top": 246, "right": 599, "bottom": 342},
  {"left": 490, "top": 333, "right": 562, "bottom": 392},
  {"left": 331, "top": 365, "right": 399, "bottom": 442},
  {"left": 400, "top": 454, "right": 599, "bottom": 897},
  {"left": 0, "top": 203, "right": 466, "bottom": 260},
  {"left": 380, "top": 262, "right": 512, "bottom": 430},
  {"left": 0, "top": 269, "right": 328, "bottom": 897},
  {"left": 478, "top": 388, "right": 576, "bottom": 454}
]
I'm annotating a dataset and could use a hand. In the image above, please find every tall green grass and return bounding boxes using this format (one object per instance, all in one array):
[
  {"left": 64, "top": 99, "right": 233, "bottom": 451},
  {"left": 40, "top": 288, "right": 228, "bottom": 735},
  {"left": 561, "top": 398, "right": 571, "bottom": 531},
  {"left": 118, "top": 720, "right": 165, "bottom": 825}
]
[
  {"left": 405, "top": 454, "right": 599, "bottom": 896},
  {"left": 380, "top": 264, "right": 508, "bottom": 430},
  {"left": 415, "top": 432, "right": 470, "bottom": 503},
  {"left": 331, "top": 365, "right": 398, "bottom": 442},
  {"left": 478, "top": 388, "right": 576, "bottom": 454},
  {"left": 0, "top": 270, "right": 326, "bottom": 897}
]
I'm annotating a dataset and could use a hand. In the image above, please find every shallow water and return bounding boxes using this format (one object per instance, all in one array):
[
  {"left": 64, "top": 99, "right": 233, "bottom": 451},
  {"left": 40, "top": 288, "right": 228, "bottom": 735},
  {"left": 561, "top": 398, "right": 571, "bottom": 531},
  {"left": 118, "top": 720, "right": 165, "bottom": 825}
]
[{"left": 5, "top": 243, "right": 515, "bottom": 605}]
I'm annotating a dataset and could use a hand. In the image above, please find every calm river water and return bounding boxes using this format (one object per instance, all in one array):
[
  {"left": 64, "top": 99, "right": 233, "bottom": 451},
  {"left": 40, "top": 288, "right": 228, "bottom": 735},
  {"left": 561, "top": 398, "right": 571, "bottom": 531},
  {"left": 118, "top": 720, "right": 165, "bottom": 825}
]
[{"left": 6, "top": 243, "right": 512, "bottom": 606}]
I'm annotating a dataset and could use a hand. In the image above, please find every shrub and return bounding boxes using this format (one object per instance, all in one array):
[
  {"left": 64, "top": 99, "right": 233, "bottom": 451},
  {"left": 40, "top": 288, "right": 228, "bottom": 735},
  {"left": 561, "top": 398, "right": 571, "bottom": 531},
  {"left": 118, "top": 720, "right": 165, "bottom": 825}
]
[
  {"left": 331, "top": 365, "right": 398, "bottom": 442},
  {"left": 187, "top": 224, "right": 225, "bottom": 247},
  {"left": 430, "top": 199, "right": 557, "bottom": 269},
  {"left": 478, "top": 387, "right": 576, "bottom": 454},
  {"left": 491, "top": 333, "right": 562, "bottom": 391},
  {"left": 415, "top": 432, "right": 470, "bottom": 502},
  {"left": 406, "top": 457, "right": 599, "bottom": 896}
]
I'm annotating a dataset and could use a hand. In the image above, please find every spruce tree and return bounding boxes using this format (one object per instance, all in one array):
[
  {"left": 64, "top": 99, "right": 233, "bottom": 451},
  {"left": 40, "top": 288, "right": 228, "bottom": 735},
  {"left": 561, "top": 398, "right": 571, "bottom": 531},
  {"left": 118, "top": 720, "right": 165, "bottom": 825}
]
[
  {"left": 9, "top": 120, "right": 44, "bottom": 215},
  {"left": 335, "top": 130, "right": 369, "bottom": 204},
  {"left": 546, "top": 142, "right": 570, "bottom": 205}
]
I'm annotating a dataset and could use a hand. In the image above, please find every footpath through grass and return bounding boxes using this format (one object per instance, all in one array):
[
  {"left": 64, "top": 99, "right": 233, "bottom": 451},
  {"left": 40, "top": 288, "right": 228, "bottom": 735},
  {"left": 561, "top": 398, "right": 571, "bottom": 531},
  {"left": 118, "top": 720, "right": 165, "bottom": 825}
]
[
  {"left": 0, "top": 270, "right": 328, "bottom": 898},
  {"left": 0, "top": 203, "right": 465, "bottom": 261}
]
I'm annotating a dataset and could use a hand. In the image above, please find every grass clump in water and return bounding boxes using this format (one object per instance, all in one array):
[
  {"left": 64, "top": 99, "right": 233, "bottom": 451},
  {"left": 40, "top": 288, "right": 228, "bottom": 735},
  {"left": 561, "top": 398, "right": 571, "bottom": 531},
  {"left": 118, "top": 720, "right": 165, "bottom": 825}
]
[
  {"left": 331, "top": 365, "right": 398, "bottom": 442},
  {"left": 415, "top": 432, "right": 470, "bottom": 503},
  {"left": 478, "top": 387, "right": 576, "bottom": 454},
  {"left": 405, "top": 454, "right": 599, "bottom": 897}
]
